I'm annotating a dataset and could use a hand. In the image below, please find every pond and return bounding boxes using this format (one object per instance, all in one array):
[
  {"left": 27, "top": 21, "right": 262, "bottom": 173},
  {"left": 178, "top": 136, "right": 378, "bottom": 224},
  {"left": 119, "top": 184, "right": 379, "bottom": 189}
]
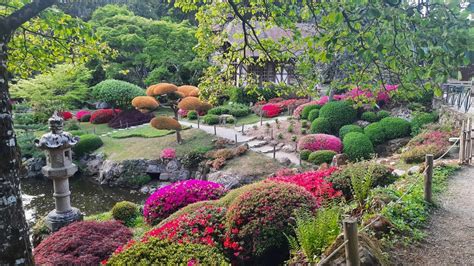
[{"left": 21, "top": 175, "right": 147, "bottom": 226}]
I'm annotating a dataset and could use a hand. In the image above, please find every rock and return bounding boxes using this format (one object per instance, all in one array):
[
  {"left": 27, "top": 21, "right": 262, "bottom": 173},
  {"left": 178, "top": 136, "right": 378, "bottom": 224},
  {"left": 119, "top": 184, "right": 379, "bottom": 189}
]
[
  {"left": 219, "top": 114, "right": 235, "bottom": 124},
  {"left": 139, "top": 186, "right": 150, "bottom": 194},
  {"left": 96, "top": 102, "right": 111, "bottom": 109},
  {"left": 263, "top": 136, "right": 272, "bottom": 142},
  {"left": 207, "top": 171, "right": 253, "bottom": 189},
  {"left": 355, "top": 120, "right": 370, "bottom": 128},
  {"left": 22, "top": 157, "right": 45, "bottom": 179},
  {"left": 393, "top": 169, "right": 406, "bottom": 177},
  {"left": 390, "top": 106, "right": 412, "bottom": 120},
  {"left": 277, "top": 157, "right": 292, "bottom": 166},
  {"left": 282, "top": 144, "right": 296, "bottom": 153},
  {"left": 331, "top": 154, "right": 349, "bottom": 167},
  {"left": 276, "top": 142, "right": 285, "bottom": 149},
  {"left": 363, "top": 215, "right": 395, "bottom": 239},
  {"left": 375, "top": 137, "right": 411, "bottom": 157},
  {"left": 256, "top": 135, "right": 264, "bottom": 140},
  {"left": 389, "top": 161, "right": 396, "bottom": 166},
  {"left": 79, "top": 153, "right": 105, "bottom": 176},
  {"left": 408, "top": 165, "right": 421, "bottom": 175}
]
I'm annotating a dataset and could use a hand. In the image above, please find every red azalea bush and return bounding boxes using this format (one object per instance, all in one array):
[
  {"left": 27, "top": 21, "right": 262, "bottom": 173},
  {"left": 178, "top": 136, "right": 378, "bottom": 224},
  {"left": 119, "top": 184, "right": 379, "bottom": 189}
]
[
  {"left": 59, "top": 111, "right": 73, "bottom": 120},
  {"left": 76, "top": 110, "right": 91, "bottom": 121},
  {"left": 108, "top": 109, "right": 154, "bottom": 129},
  {"left": 34, "top": 221, "right": 132, "bottom": 265},
  {"left": 269, "top": 167, "right": 342, "bottom": 205},
  {"left": 298, "top": 134, "right": 342, "bottom": 153},
  {"left": 143, "top": 180, "right": 228, "bottom": 225},
  {"left": 144, "top": 205, "right": 228, "bottom": 249},
  {"left": 91, "top": 109, "right": 121, "bottom": 124},
  {"left": 293, "top": 97, "right": 328, "bottom": 118},
  {"left": 225, "top": 182, "right": 318, "bottom": 263},
  {"left": 261, "top": 104, "right": 281, "bottom": 118}
]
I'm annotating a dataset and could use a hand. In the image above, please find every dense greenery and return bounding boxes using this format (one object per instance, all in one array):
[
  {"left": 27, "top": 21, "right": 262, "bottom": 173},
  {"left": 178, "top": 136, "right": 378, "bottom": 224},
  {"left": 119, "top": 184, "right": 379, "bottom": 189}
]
[
  {"left": 91, "top": 79, "right": 145, "bottom": 109},
  {"left": 90, "top": 5, "right": 208, "bottom": 86},
  {"left": 343, "top": 132, "right": 375, "bottom": 162},
  {"left": 73, "top": 134, "right": 104, "bottom": 157}
]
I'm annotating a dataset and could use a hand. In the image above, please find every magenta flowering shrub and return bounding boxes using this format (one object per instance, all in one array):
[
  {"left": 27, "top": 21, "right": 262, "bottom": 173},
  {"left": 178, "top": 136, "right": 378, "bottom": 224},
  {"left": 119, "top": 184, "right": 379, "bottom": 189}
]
[
  {"left": 76, "top": 110, "right": 91, "bottom": 121},
  {"left": 160, "top": 148, "right": 176, "bottom": 159},
  {"left": 333, "top": 85, "right": 398, "bottom": 104},
  {"left": 298, "top": 134, "right": 342, "bottom": 153},
  {"left": 143, "top": 180, "right": 228, "bottom": 225},
  {"left": 293, "top": 96, "right": 328, "bottom": 118},
  {"left": 178, "top": 108, "right": 189, "bottom": 117}
]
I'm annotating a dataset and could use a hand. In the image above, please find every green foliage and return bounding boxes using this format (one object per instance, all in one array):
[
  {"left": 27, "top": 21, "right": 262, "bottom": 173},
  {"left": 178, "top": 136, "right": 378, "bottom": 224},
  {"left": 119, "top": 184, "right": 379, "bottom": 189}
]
[
  {"left": 343, "top": 132, "right": 374, "bottom": 162},
  {"left": 187, "top": 111, "right": 198, "bottom": 120},
  {"left": 208, "top": 104, "right": 250, "bottom": 117},
  {"left": 90, "top": 5, "right": 207, "bottom": 86},
  {"left": 411, "top": 112, "right": 439, "bottom": 135},
  {"left": 111, "top": 201, "right": 139, "bottom": 226},
  {"left": 310, "top": 117, "right": 332, "bottom": 134},
  {"left": 319, "top": 101, "right": 357, "bottom": 133},
  {"left": 11, "top": 64, "right": 93, "bottom": 121},
  {"left": 91, "top": 79, "right": 145, "bottom": 109},
  {"left": 308, "top": 109, "right": 320, "bottom": 122},
  {"left": 376, "top": 110, "right": 390, "bottom": 120},
  {"left": 339, "top": 124, "right": 363, "bottom": 139},
  {"left": 126, "top": 175, "right": 152, "bottom": 187},
  {"left": 364, "top": 122, "right": 387, "bottom": 145},
  {"left": 109, "top": 125, "right": 176, "bottom": 139},
  {"left": 202, "top": 114, "right": 219, "bottom": 125},
  {"left": 286, "top": 208, "right": 341, "bottom": 262},
  {"left": 308, "top": 150, "right": 336, "bottom": 165},
  {"left": 73, "top": 134, "right": 104, "bottom": 157},
  {"left": 69, "top": 130, "right": 86, "bottom": 136},
  {"left": 328, "top": 161, "right": 396, "bottom": 199},
  {"left": 351, "top": 162, "right": 374, "bottom": 206},
  {"left": 106, "top": 238, "right": 228, "bottom": 265},
  {"left": 361, "top": 111, "right": 378, "bottom": 123},
  {"left": 301, "top": 105, "right": 320, "bottom": 120},
  {"left": 299, "top": 149, "right": 312, "bottom": 161},
  {"left": 379, "top": 117, "right": 411, "bottom": 139},
  {"left": 17, "top": 131, "right": 44, "bottom": 159}
]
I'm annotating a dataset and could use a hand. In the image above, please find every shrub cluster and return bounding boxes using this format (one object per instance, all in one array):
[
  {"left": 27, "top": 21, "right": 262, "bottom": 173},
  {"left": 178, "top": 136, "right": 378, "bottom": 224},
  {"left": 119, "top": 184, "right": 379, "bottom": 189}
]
[
  {"left": 76, "top": 110, "right": 91, "bottom": 121},
  {"left": 91, "top": 109, "right": 121, "bottom": 124},
  {"left": 143, "top": 180, "right": 227, "bottom": 225},
  {"left": 308, "top": 150, "right": 337, "bottom": 165},
  {"left": 73, "top": 134, "right": 103, "bottom": 157},
  {"left": 261, "top": 104, "right": 281, "bottom": 118},
  {"left": 187, "top": 110, "right": 198, "bottom": 120},
  {"left": 202, "top": 114, "right": 220, "bottom": 125},
  {"left": 310, "top": 117, "right": 332, "bottom": 134},
  {"left": 293, "top": 97, "right": 329, "bottom": 119},
  {"left": 318, "top": 101, "right": 357, "bottom": 134},
  {"left": 308, "top": 109, "right": 320, "bottom": 121},
  {"left": 59, "top": 111, "right": 73, "bottom": 120},
  {"left": 112, "top": 201, "right": 139, "bottom": 226},
  {"left": 299, "top": 149, "right": 312, "bottom": 160},
  {"left": 301, "top": 105, "right": 321, "bottom": 120},
  {"left": 342, "top": 132, "right": 374, "bottom": 161},
  {"left": 401, "top": 130, "right": 451, "bottom": 163},
  {"left": 364, "top": 117, "right": 411, "bottom": 144},
  {"left": 34, "top": 221, "right": 132, "bottom": 265},
  {"left": 298, "top": 134, "right": 342, "bottom": 153},
  {"left": 361, "top": 111, "right": 378, "bottom": 122},
  {"left": 339, "top": 124, "right": 363, "bottom": 139},
  {"left": 410, "top": 112, "right": 438, "bottom": 135},
  {"left": 108, "top": 109, "right": 154, "bottom": 129},
  {"left": 208, "top": 103, "right": 250, "bottom": 117}
]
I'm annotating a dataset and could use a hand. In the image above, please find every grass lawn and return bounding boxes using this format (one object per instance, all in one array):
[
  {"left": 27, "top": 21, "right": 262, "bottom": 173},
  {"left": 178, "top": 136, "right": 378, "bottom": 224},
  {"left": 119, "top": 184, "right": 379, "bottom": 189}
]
[
  {"left": 78, "top": 122, "right": 114, "bottom": 135},
  {"left": 98, "top": 129, "right": 216, "bottom": 161},
  {"left": 109, "top": 125, "right": 174, "bottom": 139}
]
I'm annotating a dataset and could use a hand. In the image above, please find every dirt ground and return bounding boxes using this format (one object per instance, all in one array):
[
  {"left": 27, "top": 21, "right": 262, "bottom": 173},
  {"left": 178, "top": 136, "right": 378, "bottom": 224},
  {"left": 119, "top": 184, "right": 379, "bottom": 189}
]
[{"left": 391, "top": 166, "right": 474, "bottom": 265}]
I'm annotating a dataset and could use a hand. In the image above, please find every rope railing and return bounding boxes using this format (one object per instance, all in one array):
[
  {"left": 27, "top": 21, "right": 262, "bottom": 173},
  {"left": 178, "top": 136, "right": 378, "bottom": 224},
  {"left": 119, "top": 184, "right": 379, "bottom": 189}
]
[{"left": 317, "top": 136, "right": 460, "bottom": 265}]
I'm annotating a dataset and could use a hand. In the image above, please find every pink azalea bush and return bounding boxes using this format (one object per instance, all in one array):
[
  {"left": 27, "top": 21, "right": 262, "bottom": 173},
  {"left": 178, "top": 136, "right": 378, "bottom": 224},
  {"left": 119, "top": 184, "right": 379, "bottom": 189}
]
[
  {"left": 333, "top": 85, "right": 398, "bottom": 104},
  {"left": 269, "top": 167, "right": 342, "bottom": 205},
  {"left": 298, "top": 134, "right": 342, "bottom": 153},
  {"left": 76, "top": 110, "right": 91, "bottom": 121},
  {"left": 178, "top": 109, "right": 188, "bottom": 117},
  {"left": 143, "top": 180, "right": 228, "bottom": 225},
  {"left": 160, "top": 148, "right": 176, "bottom": 159},
  {"left": 293, "top": 96, "right": 328, "bottom": 118}
]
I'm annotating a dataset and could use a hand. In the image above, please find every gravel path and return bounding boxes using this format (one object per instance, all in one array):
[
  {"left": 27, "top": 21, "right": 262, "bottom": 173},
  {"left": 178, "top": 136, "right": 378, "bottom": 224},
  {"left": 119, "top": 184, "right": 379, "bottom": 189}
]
[{"left": 393, "top": 166, "right": 474, "bottom": 265}]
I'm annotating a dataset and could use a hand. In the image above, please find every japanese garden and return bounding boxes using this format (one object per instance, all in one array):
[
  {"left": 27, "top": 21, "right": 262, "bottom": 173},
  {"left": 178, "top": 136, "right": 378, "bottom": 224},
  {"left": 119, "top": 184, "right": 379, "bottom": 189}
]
[{"left": 1, "top": 1, "right": 473, "bottom": 265}]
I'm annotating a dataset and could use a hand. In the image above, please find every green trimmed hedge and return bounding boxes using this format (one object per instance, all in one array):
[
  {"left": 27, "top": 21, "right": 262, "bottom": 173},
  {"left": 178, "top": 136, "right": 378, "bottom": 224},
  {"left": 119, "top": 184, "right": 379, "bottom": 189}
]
[
  {"left": 300, "top": 149, "right": 312, "bottom": 160},
  {"left": 411, "top": 112, "right": 438, "bottom": 135},
  {"left": 111, "top": 201, "right": 138, "bottom": 226},
  {"left": 310, "top": 117, "right": 332, "bottom": 134},
  {"left": 361, "top": 111, "right": 378, "bottom": 123},
  {"left": 379, "top": 117, "right": 411, "bottom": 139},
  {"left": 364, "top": 123, "right": 386, "bottom": 145},
  {"left": 308, "top": 150, "right": 337, "bottom": 165},
  {"left": 308, "top": 109, "right": 320, "bottom": 122},
  {"left": 339, "top": 125, "right": 363, "bottom": 139},
  {"left": 318, "top": 101, "right": 357, "bottom": 134},
  {"left": 301, "top": 105, "right": 320, "bottom": 120},
  {"left": 187, "top": 111, "right": 198, "bottom": 120},
  {"left": 202, "top": 114, "right": 219, "bottom": 125},
  {"left": 343, "top": 132, "right": 374, "bottom": 161},
  {"left": 73, "top": 134, "right": 103, "bottom": 157}
]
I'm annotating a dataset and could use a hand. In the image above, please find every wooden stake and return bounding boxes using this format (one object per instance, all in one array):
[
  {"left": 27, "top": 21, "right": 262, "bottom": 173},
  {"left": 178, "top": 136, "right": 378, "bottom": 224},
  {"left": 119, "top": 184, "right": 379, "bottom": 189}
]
[
  {"left": 424, "top": 154, "right": 434, "bottom": 203},
  {"left": 213, "top": 125, "right": 216, "bottom": 135},
  {"left": 235, "top": 134, "right": 238, "bottom": 146},
  {"left": 459, "top": 120, "right": 466, "bottom": 164},
  {"left": 468, "top": 118, "right": 472, "bottom": 164},
  {"left": 273, "top": 145, "right": 276, "bottom": 159},
  {"left": 343, "top": 218, "right": 360, "bottom": 266},
  {"left": 241, "top": 124, "right": 245, "bottom": 134},
  {"left": 197, "top": 116, "right": 200, "bottom": 129}
]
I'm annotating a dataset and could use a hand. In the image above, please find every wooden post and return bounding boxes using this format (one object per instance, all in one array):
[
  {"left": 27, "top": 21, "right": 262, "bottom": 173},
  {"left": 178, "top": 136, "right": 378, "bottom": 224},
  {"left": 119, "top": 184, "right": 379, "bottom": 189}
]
[
  {"left": 197, "top": 116, "right": 200, "bottom": 129},
  {"left": 459, "top": 120, "right": 466, "bottom": 164},
  {"left": 299, "top": 153, "right": 302, "bottom": 166},
  {"left": 425, "top": 154, "right": 434, "bottom": 203},
  {"left": 93, "top": 126, "right": 96, "bottom": 135},
  {"left": 468, "top": 118, "right": 472, "bottom": 164},
  {"left": 241, "top": 124, "right": 245, "bottom": 134},
  {"left": 273, "top": 145, "right": 276, "bottom": 159},
  {"left": 214, "top": 125, "right": 217, "bottom": 135},
  {"left": 271, "top": 129, "right": 274, "bottom": 140},
  {"left": 260, "top": 113, "right": 263, "bottom": 126},
  {"left": 235, "top": 134, "right": 238, "bottom": 146},
  {"left": 343, "top": 218, "right": 360, "bottom": 266}
]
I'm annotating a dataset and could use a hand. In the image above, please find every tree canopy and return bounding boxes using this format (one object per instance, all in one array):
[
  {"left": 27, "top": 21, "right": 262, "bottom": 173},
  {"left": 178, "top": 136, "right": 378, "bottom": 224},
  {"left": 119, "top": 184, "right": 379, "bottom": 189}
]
[{"left": 90, "top": 5, "right": 208, "bottom": 87}]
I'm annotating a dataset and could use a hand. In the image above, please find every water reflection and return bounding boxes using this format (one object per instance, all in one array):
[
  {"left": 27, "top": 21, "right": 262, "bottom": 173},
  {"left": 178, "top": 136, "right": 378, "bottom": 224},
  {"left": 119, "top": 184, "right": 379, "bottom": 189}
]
[{"left": 21, "top": 176, "right": 147, "bottom": 226}]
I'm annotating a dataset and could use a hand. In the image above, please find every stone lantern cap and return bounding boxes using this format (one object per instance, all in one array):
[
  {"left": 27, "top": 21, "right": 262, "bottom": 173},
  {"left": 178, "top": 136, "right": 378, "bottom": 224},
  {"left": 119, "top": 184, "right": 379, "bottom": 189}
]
[{"left": 35, "top": 112, "right": 79, "bottom": 150}]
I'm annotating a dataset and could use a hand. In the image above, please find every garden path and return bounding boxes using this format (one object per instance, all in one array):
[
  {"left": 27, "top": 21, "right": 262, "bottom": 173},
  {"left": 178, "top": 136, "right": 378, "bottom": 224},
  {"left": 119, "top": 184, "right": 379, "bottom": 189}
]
[
  {"left": 180, "top": 116, "right": 301, "bottom": 165},
  {"left": 393, "top": 166, "right": 474, "bottom": 265}
]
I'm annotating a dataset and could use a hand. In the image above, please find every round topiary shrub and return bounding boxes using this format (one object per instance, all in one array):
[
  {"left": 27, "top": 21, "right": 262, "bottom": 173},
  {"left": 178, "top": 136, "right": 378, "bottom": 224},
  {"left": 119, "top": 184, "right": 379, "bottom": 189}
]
[
  {"left": 308, "top": 109, "right": 320, "bottom": 122},
  {"left": 105, "top": 238, "right": 228, "bottom": 265},
  {"left": 203, "top": 114, "right": 219, "bottom": 125},
  {"left": 298, "top": 134, "right": 342, "bottom": 153},
  {"left": 143, "top": 180, "right": 227, "bottom": 225},
  {"left": 308, "top": 150, "right": 337, "bottom": 165},
  {"left": 361, "top": 111, "right": 378, "bottom": 122},
  {"left": 319, "top": 101, "right": 357, "bottom": 133},
  {"left": 225, "top": 182, "right": 317, "bottom": 263},
  {"left": 112, "top": 201, "right": 139, "bottom": 226},
  {"left": 187, "top": 110, "right": 198, "bottom": 120},
  {"left": 342, "top": 132, "right": 374, "bottom": 161},
  {"left": 300, "top": 149, "right": 312, "bottom": 160},
  {"left": 376, "top": 110, "right": 390, "bottom": 120},
  {"left": 301, "top": 104, "right": 320, "bottom": 120},
  {"left": 208, "top": 106, "right": 229, "bottom": 115},
  {"left": 34, "top": 221, "right": 132, "bottom": 265},
  {"left": 379, "top": 117, "right": 411, "bottom": 139},
  {"left": 339, "top": 124, "right": 364, "bottom": 139},
  {"left": 91, "top": 79, "right": 145, "bottom": 109},
  {"left": 73, "top": 134, "right": 103, "bottom": 157},
  {"left": 310, "top": 117, "right": 332, "bottom": 134},
  {"left": 364, "top": 122, "right": 386, "bottom": 145}
]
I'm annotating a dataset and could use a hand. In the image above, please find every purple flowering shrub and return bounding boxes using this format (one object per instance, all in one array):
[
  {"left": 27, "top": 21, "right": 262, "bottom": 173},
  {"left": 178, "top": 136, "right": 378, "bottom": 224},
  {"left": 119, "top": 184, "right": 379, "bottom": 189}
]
[{"left": 143, "top": 180, "right": 228, "bottom": 225}]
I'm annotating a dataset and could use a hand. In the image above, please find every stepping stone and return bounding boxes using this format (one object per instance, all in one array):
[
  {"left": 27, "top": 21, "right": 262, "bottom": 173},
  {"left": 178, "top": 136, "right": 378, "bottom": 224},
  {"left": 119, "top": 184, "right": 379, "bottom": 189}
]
[
  {"left": 247, "top": 140, "right": 268, "bottom": 148},
  {"left": 252, "top": 145, "right": 280, "bottom": 154}
]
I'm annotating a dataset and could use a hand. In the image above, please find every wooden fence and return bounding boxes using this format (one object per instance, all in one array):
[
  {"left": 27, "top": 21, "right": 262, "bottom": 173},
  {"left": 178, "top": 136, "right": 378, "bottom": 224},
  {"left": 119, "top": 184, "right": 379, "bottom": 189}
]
[{"left": 459, "top": 118, "right": 473, "bottom": 165}]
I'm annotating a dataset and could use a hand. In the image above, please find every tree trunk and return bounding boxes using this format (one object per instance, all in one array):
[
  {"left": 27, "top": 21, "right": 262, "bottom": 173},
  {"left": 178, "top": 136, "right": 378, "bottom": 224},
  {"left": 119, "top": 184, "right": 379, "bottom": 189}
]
[{"left": 0, "top": 35, "right": 33, "bottom": 265}]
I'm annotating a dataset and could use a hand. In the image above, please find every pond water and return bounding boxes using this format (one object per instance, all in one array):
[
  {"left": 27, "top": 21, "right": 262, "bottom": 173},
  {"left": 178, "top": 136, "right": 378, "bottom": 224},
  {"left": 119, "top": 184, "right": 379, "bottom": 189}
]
[{"left": 21, "top": 175, "right": 147, "bottom": 226}]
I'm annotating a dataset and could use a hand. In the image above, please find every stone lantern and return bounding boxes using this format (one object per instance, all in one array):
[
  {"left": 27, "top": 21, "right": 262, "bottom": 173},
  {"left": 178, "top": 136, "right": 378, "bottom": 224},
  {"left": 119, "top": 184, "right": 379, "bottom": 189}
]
[{"left": 35, "top": 112, "right": 82, "bottom": 231}]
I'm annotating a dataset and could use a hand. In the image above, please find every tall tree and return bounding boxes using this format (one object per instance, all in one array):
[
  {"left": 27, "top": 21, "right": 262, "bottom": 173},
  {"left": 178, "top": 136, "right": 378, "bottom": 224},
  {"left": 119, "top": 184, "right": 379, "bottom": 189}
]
[{"left": 0, "top": 1, "right": 108, "bottom": 264}]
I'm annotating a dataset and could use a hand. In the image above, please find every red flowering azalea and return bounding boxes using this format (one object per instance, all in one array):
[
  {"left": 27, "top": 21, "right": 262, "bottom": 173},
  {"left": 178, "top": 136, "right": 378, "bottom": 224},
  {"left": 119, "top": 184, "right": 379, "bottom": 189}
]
[
  {"left": 261, "top": 104, "right": 280, "bottom": 118},
  {"left": 59, "top": 111, "right": 73, "bottom": 120}
]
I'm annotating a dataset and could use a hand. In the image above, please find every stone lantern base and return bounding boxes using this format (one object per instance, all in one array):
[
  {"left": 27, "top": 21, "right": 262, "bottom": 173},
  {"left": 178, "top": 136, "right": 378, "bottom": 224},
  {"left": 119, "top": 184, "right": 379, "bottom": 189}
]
[{"left": 45, "top": 207, "right": 83, "bottom": 232}]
